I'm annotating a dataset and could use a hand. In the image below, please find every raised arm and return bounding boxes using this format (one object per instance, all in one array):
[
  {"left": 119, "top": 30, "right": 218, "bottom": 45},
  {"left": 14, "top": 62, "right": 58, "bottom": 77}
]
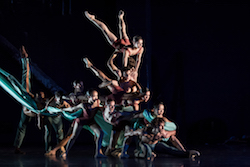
[
  {"left": 134, "top": 47, "right": 144, "bottom": 72},
  {"left": 21, "top": 46, "right": 34, "bottom": 98},
  {"left": 62, "top": 103, "right": 84, "bottom": 112}
]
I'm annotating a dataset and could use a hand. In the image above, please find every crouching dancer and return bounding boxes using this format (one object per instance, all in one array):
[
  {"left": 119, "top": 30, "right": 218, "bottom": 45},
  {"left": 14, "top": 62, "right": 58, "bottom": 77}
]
[{"left": 125, "top": 117, "right": 200, "bottom": 161}]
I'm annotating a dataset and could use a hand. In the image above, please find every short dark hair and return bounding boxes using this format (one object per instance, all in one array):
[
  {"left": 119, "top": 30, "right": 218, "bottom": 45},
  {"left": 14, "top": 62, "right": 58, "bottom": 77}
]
[
  {"left": 133, "top": 35, "right": 143, "bottom": 42},
  {"left": 151, "top": 117, "right": 165, "bottom": 128},
  {"left": 54, "top": 90, "right": 63, "bottom": 97},
  {"left": 153, "top": 102, "right": 164, "bottom": 109},
  {"left": 73, "top": 80, "right": 83, "bottom": 86},
  {"left": 141, "top": 87, "right": 150, "bottom": 94}
]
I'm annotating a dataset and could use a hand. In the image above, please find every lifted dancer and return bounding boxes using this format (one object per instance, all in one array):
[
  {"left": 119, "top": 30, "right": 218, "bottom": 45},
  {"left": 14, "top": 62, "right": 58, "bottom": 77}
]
[
  {"left": 84, "top": 10, "right": 144, "bottom": 75},
  {"left": 83, "top": 57, "right": 140, "bottom": 105}
]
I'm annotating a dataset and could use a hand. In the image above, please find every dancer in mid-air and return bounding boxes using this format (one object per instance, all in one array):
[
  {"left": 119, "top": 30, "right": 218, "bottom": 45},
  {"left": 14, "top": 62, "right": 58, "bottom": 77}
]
[
  {"left": 83, "top": 57, "right": 140, "bottom": 105},
  {"left": 84, "top": 10, "right": 144, "bottom": 81}
]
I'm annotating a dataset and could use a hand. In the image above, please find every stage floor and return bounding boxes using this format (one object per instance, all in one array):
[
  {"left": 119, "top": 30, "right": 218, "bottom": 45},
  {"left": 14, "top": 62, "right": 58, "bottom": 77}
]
[{"left": 0, "top": 143, "right": 250, "bottom": 167}]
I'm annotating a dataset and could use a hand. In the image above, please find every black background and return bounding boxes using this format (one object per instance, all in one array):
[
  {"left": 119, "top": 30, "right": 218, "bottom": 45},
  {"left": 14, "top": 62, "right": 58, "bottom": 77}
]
[{"left": 0, "top": 0, "right": 249, "bottom": 147}]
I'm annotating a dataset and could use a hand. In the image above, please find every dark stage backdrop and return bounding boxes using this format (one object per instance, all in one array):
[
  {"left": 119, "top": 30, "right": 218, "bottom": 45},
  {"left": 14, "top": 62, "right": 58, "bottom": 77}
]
[{"left": 0, "top": 0, "right": 249, "bottom": 147}]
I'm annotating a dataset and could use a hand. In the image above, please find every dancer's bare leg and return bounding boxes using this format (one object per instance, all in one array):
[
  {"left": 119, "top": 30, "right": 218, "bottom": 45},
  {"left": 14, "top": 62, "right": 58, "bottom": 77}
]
[
  {"left": 83, "top": 58, "right": 110, "bottom": 82},
  {"left": 118, "top": 10, "right": 129, "bottom": 40},
  {"left": 169, "top": 135, "right": 186, "bottom": 152},
  {"left": 83, "top": 57, "right": 113, "bottom": 89},
  {"left": 44, "top": 135, "right": 72, "bottom": 156},
  {"left": 84, "top": 11, "right": 118, "bottom": 45}
]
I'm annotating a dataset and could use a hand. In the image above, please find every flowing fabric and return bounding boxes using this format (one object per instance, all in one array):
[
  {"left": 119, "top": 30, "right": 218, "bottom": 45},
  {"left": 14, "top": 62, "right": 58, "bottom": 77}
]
[
  {"left": 0, "top": 67, "right": 83, "bottom": 119},
  {"left": 93, "top": 110, "right": 112, "bottom": 147},
  {"left": 0, "top": 67, "right": 113, "bottom": 146},
  {"left": 0, "top": 67, "right": 38, "bottom": 113}
]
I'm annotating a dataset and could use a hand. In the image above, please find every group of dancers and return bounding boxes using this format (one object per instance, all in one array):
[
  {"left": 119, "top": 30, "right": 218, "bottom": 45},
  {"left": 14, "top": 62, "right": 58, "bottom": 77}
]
[{"left": 0, "top": 10, "right": 200, "bottom": 161}]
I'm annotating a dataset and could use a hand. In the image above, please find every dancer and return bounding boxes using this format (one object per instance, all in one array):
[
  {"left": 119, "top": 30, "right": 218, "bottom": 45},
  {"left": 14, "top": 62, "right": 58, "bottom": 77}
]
[
  {"left": 102, "top": 96, "right": 151, "bottom": 158},
  {"left": 129, "top": 102, "right": 200, "bottom": 159},
  {"left": 84, "top": 10, "right": 144, "bottom": 75},
  {"left": 125, "top": 117, "right": 200, "bottom": 160},
  {"left": 133, "top": 102, "right": 186, "bottom": 152},
  {"left": 44, "top": 91, "right": 71, "bottom": 154},
  {"left": 46, "top": 89, "right": 106, "bottom": 158},
  {"left": 107, "top": 51, "right": 140, "bottom": 83},
  {"left": 83, "top": 57, "right": 149, "bottom": 151},
  {"left": 63, "top": 80, "right": 85, "bottom": 103},
  {"left": 13, "top": 46, "right": 46, "bottom": 154},
  {"left": 83, "top": 57, "right": 140, "bottom": 105}
]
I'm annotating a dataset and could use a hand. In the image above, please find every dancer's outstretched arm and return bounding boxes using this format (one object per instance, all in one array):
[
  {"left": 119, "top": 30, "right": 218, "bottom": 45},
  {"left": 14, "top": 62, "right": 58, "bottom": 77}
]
[{"left": 62, "top": 103, "right": 84, "bottom": 112}]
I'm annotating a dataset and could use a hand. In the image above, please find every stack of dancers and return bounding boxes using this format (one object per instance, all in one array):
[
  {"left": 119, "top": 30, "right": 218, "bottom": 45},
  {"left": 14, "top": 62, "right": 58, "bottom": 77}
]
[{"left": 0, "top": 10, "right": 200, "bottom": 160}]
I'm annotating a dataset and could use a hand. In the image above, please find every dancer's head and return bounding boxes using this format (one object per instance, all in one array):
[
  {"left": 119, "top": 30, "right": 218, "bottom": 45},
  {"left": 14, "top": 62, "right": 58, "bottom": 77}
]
[
  {"left": 142, "top": 87, "right": 151, "bottom": 102},
  {"left": 73, "top": 80, "right": 84, "bottom": 92},
  {"left": 106, "top": 99, "right": 115, "bottom": 113},
  {"left": 132, "top": 35, "right": 143, "bottom": 48},
  {"left": 86, "top": 89, "right": 99, "bottom": 103},
  {"left": 54, "top": 91, "right": 63, "bottom": 103},
  {"left": 153, "top": 102, "right": 165, "bottom": 117},
  {"left": 68, "top": 92, "right": 79, "bottom": 104},
  {"left": 34, "top": 91, "right": 46, "bottom": 109},
  {"left": 151, "top": 117, "right": 165, "bottom": 133},
  {"left": 121, "top": 66, "right": 132, "bottom": 81}
]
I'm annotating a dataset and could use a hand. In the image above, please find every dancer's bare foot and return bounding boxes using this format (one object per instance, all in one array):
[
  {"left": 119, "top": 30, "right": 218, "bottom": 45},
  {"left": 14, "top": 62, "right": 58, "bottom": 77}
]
[
  {"left": 60, "top": 152, "right": 67, "bottom": 160},
  {"left": 44, "top": 150, "right": 56, "bottom": 156},
  {"left": 82, "top": 57, "right": 93, "bottom": 68},
  {"left": 147, "top": 152, "right": 156, "bottom": 161},
  {"left": 84, "top": 11, "right": 95, "bottom": 21},
  {"left": 60, "top": 147, "right": 66, "bottom": 155},
  {"left": 118, "top": 10, "right": 124, "bottom": 19},
  {"left": 189, "top": 150, "right": 201, "bottom": 159}
]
